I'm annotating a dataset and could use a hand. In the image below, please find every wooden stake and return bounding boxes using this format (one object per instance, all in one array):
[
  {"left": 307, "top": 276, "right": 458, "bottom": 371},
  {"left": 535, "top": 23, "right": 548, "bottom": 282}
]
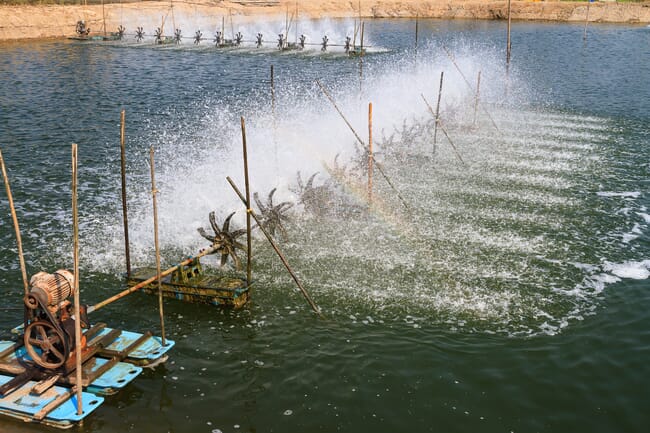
[
  {"left": 102, "top": 0, "right": 106, "bottom": 37},
  {"left": 270, "top": 65, "right": 275, "bottom": 116},
  {"left": 433, "top": 71, "right": 444, "bottom": 150},
  {"left": 506, "top": 0, "right": 512, "bottom": 66},
  {"left": 120, "top": 110, "right": 131, "bottom": 277},
  {"left": 359, "top": 21, "right": 365, "bottom": 91},
  {"left": 71, "top": 143, "right": 83, "bottom": 415},
  {"left": 415, "top": 14, "right": 419, "bottom": 67},
  {"left": 442, "top": 45, "right": 501, "bottom": 134},
  {"left": 368, "top": 102, "right": 373, "bottom": 204},
  {"left": 316, "top": 80, "right": 410, "bottom": 211},
  {"left": 360, "top": 21, "right": 365, "bottom": 54},
  {"left": 583, "top": 1, "right": 590, "bottom": 41},
  {"left": 230, "top": 8, "right": 235, "bottom": 41},
  {"left": 170, "top": 0, "right": 176, "bottom": 36},
  {"left": 0, "top": 149, "right": 29, "bottom": 296},
  {"left": 226, "top": 176, "right": 321, "bottom": 316},
  {"left": 422, "top": 94, "right": 465, "bottom": 165},
  {"left": 240, "top": 117, "right": 252, "bottom": 287},
  {"left": 149, "top": 146, "right": 166, "bottom": 346},
  {"left": 285, "top": 5, "right": 289, "bottom": 49},
  {"left": 473, "top": 71, "right": 481, "bottom": 128}
]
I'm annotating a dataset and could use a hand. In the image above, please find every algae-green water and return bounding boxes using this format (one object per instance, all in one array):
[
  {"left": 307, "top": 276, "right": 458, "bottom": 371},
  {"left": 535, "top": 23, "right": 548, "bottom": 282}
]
[{"left": 1, "top": 19, "right": 649, "bottom": 433}]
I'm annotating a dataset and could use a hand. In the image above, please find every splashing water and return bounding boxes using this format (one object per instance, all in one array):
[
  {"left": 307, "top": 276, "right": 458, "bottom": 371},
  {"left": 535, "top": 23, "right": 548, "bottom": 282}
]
[{"left": 4, "top": 23, "right": 647, "bottom": 337}]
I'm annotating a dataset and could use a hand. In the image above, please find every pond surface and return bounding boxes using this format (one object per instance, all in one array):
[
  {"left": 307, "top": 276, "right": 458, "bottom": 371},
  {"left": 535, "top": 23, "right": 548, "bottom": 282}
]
[{"left": 0, "top": 18, "right": 649, "bottom": 433}]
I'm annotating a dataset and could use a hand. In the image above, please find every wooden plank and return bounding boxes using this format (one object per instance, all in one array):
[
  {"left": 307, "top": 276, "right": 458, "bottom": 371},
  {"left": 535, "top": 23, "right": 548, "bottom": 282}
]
[
  {"left": 87, "top": 328, "right": 121, "bottom": 349},
  {"left": 0, "top": 361, "right": 26, "bottom": 376},
  {"left": 0, "top": 340, "right": 23, "bottom": 360},
  {"left": 33, "top": 386, "right": 76, "bottom": 421},
  {"left": 83, "top": 322, "right": 107, "bottom": 342},
  {"left": 30, "top": 373, "right": 62, "bottom": 396},
  {"left": 100, "top": 331, "right": 151, "bottom": 358},
  {"left": 78, "top": 356, "right": 119, "bottom": 387},
  {"left": 0, "top": 370, "right": 35, "bottom": 397}
]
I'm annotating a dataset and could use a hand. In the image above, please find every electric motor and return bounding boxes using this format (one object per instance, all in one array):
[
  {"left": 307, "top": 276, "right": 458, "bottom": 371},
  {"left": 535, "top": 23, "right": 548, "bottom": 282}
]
[{"left": 25, "top": 269, "right": 75, "bottom": 309}]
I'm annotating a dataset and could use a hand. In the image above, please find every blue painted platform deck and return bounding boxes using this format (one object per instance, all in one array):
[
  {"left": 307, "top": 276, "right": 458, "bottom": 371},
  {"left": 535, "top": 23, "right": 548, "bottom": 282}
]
[
  {"left": 0, "top": 324, "right": 173, "bottom": 428},
  {"left": 97, "top": 327, "right": 175, "bottom": 363},
  {"left": 0, "top": 374, "right": 104, "bottom": 429}
]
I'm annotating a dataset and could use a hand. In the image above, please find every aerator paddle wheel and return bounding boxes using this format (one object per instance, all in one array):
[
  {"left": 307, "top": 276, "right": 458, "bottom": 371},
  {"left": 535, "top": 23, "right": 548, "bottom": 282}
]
[
  {"left": 117, "top": 25, "right": 126, "bottom": 40},
  {"left": 254, "top": 188, "right": 293, "bottom": 241},
  {"left": 75, "top": 20, "right": 90, "bottom": 37},
  {"left": 197, "top": 211, "right": 248, "bottom": 270},
  {"left": 193, "top": 30, "right": 203, "bottom": 45},
  {"left": 135, "top": 27, "right": 145, "bottom": 42},
  {"left": 174, "top": 28, "right": 182, "bottom": 44},
  {"left": 235, "top": 32, "right": 243, "bottom": 46},
  {"left": 321, "top": 35, "right": 329, "bottom": 51}
]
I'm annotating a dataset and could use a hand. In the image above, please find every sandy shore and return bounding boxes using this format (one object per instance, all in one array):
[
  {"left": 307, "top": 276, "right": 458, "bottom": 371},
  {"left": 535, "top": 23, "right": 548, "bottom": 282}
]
[{"left": 0, "top": 0, "right": 649, "bottom": 41}]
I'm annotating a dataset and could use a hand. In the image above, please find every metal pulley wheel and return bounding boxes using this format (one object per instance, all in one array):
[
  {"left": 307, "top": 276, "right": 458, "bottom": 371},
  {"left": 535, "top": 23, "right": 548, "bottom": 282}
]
[{"left": 24, "top": 320, "right": 70, "bottom": 369}]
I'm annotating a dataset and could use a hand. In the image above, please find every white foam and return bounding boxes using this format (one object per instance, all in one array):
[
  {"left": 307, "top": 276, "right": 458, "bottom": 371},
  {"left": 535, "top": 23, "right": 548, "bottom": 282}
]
[
  {"left": 596, "top": 191, "right": 641, "bottom": 198},
  {"left": 638, "top": 212, "right": 650, "bottom": 223},
  {"left": 603, "top": 260, "right": 650, "bottom": 280}
]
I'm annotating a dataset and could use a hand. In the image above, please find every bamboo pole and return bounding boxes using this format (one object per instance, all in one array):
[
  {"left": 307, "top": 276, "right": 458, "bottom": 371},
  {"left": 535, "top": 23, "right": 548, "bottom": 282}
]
[
  {"left": 583, "top": 1, "right": 590, "bottom": 41},
  {"left": 270, "top": 65, "right": 275, "bottom": 116},
  {"left": 414, "top": 14, "right": 419, "bottom": 67},
  {"left": 506, "top": 0, "right": 512, "bottom": 66},
  {"left": 316, "top": 80, "right": 410, "bottom": 211},
  {"left": 102, "top": 0, "right": 106, "bottom": 37},
  {"left": 230, "top": 8, "right": 235, "bottom": 41},
  {"left": 240, "top": 117, "right": 252, "bottom": 287},
  {"left": 422, "top": 94, "right": 465, "bottom": 165},
  {"left": 359, "top": 21, "right": 365, "bottom": 91},
  {"left": 87, "top": 247, "right": 217, "bottom": 313},
  {"left": 473, "top": 71, "right": 481, "bottom": 128},
  {"left": 226, "top": 176, "right": 321, "bottom": 316},
  {"left": 71, "top": 143, "right": 83, "bottom": 416},
  {"left": 171, "top": 0, "right": 176, "bottom": 36},
  {"left": 433, "top": 71, "right": 444, "bottom": 150},
  {"left": 441, "top": 45, "right": 501, "bottom": 133},
  {"left": 0, "top": 149, "right": 29, "bottom": 296},
  {"left": 285, "top": 5, "right": 289, "bottom": 49},
  {"left": 120, "top": 110, "right": 131, "bottom": 277},
  {"left": 149, "top": 146, "right": 166, "bottom": 346},
  {"left": 359, "top": 21, "right": 366, "bottom": 57},
  {"left": 368, "top": 102, "right": 373, "bottom": 204}
]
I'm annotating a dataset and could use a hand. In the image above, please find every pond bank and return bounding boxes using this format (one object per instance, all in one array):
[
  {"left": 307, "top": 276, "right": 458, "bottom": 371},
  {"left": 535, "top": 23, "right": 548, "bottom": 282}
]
[{"left": 1, "top": 0, "right": 649, "bottom": 41}]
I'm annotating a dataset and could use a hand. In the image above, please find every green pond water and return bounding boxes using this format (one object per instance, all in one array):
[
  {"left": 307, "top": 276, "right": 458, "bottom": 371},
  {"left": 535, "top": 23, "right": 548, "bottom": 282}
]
[{"left": 0, "top": 18, "right": 649, "bottom": 433}]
